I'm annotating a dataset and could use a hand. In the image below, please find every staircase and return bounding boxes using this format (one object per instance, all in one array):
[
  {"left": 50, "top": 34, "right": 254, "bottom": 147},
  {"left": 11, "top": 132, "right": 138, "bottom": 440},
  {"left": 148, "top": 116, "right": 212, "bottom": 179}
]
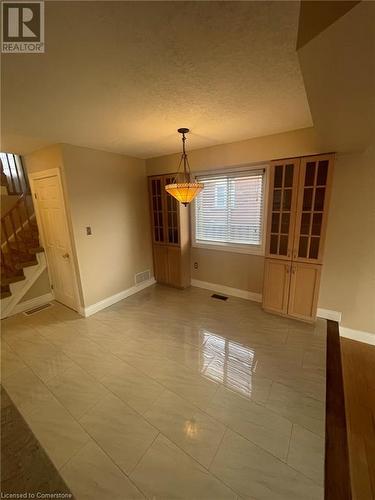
[{"left": 1, "top": 154, "right": 47, "bottom": 318}]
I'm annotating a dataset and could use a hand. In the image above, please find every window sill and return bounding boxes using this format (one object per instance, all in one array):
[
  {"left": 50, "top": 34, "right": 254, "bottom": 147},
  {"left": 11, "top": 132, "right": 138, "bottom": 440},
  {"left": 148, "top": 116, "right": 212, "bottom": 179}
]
[{"left": 192, "top": 241, "right": 265, "bottom": 256}]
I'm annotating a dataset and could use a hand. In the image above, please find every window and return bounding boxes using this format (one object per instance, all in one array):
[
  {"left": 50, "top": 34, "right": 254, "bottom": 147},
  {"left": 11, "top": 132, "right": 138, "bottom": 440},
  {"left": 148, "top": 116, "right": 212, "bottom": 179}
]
[
  {"left": 193, "top": 168, "right": 265, "bottom": 254},
  {"left": 214, "top": 184, "right": 227, "bottom": 208},
  {"left": 0, "top": 152, "right": 29, "bottom": 195}
]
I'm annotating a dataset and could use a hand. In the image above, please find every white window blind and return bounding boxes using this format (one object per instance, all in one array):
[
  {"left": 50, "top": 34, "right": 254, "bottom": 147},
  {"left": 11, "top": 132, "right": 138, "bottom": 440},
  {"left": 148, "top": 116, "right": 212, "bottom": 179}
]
[{"left": 194, "top": 169, "right": 265, "bottom": 249}]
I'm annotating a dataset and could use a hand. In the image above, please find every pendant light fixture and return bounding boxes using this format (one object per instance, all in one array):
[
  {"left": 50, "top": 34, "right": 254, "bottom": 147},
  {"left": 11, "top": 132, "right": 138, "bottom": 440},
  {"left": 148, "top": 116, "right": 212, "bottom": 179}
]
[{"left": 165, "top": 128, "right": 204, "bottom": 205}]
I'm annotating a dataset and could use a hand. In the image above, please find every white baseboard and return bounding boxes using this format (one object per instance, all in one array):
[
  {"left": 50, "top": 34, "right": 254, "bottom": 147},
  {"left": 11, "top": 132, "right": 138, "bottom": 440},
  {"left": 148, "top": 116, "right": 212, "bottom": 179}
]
[
  {"left": 317, "top": 308, "right": 342, "bottom": 322},
  {"left": 1, "top": 252, "right": 49, "bottom": 319},
  {"left": 11, "top": 292, "right": 54, "bottom": 316},
  {"left": 191, "top": 279, "right": 262, "bottom": 303},
  {"left": 339, "top": 326, "right": 375, "bottom": 345},
  {"left": 317, "top": 308, "right": 375, "bottom": 345},
  {"left": 82, "top": 278, "right": 156, "bottom": 317},
  {"left": 190, "top": 284, "right": 375, "bottom": 346}
]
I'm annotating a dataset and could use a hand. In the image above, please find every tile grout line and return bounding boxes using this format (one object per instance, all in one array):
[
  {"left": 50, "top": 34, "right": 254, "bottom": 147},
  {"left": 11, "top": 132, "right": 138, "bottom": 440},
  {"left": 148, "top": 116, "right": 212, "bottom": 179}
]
[
  {"left": 128, "top": 430, "right": 161, "bottom": 476},
  {"left": 5, "top": 324, "right": 325, "bottom": 454},
  {"left": 59, "top": 435, "right": 148, "bottom": 500},
  {"left": 207, "top": 425, "right": 228, "bottom": 471},
  {"left": 6, "top": 319, "right": 326, "bottom": 475},
  {"left": 56, "top": 306, "right": 326, "bottom": 407},
  {"left": 3, "top": 294, "right": 327, "bottom": 495}
]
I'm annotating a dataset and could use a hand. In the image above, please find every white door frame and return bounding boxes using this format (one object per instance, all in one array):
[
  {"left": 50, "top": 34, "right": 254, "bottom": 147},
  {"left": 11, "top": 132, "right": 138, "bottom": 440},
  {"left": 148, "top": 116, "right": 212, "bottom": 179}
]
[{"left": 28, "top": 167, "right": 81, "bottom": 312}]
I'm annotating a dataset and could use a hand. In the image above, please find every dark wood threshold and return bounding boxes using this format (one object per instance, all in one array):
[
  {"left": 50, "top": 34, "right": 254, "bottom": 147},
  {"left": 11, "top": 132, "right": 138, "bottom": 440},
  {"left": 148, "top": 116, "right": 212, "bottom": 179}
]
[{"left": 325, "top": 319, "right": 352, "bottom": 499}]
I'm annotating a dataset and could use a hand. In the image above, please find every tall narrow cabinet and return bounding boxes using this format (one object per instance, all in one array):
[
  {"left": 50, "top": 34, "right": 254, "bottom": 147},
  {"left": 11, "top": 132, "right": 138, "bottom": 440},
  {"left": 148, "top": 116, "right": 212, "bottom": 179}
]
[
  {"left": 263, "top": 154, "right": 334, "bottom": 322},
  {"left": 148, "top": 174, "right": 190, "bottom": 288}
]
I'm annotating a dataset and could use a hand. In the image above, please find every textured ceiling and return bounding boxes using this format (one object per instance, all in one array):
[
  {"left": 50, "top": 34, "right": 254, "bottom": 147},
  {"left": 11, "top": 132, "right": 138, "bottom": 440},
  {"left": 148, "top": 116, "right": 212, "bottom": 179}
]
[{"left": 2, "top": 1, "right": 312, "bottom": 158}]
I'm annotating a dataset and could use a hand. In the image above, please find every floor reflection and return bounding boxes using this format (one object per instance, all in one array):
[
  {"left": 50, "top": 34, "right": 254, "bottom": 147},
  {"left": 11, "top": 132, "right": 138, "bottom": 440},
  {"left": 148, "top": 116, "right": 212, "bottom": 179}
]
[{"left": 200, "top": 330, "right": 256, "bottom": 398}]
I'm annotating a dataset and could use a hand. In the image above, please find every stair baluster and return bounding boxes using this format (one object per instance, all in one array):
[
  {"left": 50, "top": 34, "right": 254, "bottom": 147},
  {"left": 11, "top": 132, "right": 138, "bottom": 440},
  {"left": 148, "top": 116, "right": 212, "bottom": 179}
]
[{"left": 1, "top": 194, "right": 43, "bottom": 299}]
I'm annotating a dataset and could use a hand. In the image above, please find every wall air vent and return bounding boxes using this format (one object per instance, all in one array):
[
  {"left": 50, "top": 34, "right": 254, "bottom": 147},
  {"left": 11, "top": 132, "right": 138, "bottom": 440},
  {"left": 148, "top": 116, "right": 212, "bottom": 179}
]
[
  {"left": 23, "top": 303, "right": 53, "bottom": 316},
  {"left": 211, "top": 294, "right": 228, "bottom": 301},
  {"left": 135, "top": 270, "right": 151, "bottom": 285}
]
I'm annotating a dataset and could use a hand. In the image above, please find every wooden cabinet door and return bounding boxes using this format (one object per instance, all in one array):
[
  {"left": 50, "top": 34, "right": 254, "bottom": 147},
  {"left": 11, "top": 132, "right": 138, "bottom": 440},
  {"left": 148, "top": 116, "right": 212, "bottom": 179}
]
[
  {"left": 163, "top": 174, "right": 180, "bottom": 246},
  {"left": 293, "top": 154, "right": 334, "bottom": 264},
  {"left": 153, "top": 245, "right": 168, "bottom": 284},
  {"left": 149, "top": 176, "right": 166, "bottom": 244},
  {"left": 288, "top": 262, "right": 321, "bottom": 322},
  {"left": 167, "top": 246, "right": 182, "bottom": 287},
  {"left": 262, "top": 258, "right": 291, "bottom": 315},
  {"left": 266, "top": 159, "right": 300, "bottom": 260}
]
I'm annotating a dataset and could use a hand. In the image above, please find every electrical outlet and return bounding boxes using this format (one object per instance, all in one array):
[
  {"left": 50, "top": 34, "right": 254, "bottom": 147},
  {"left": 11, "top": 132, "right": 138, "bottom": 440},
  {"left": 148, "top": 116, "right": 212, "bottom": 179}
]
[
  {"left": 194, "top": 262, "right": 198, "bottom": 269},
  {"left": 86, "top": 226, "right": 92, "bottom": 235}
]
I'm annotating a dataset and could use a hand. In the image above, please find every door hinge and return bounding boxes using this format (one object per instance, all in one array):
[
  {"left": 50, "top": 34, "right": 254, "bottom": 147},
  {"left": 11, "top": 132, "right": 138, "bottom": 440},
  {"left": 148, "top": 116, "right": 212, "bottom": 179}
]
[{"left": 50, "top": 283, "right": 54, "bottom": 290}]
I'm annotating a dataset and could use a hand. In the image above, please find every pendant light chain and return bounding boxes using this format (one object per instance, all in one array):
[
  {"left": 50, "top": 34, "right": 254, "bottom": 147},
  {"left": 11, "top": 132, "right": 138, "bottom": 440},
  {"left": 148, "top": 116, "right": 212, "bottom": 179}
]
[
  {"left": 173, "top": 130, "right": 191, "bottom": 184},
  {"left": 165, "top": 128, "right": 204, "bottom": 205}
]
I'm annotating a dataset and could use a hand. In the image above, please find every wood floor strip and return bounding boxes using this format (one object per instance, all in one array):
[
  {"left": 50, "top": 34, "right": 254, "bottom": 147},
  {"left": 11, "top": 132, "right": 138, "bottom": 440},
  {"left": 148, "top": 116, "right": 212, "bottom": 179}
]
[
  {"left": 341, "top": 338, "right": 375, "bottom": 500},
  {"left": 325, "top": 319, "right": 352, "bottom": 500}
]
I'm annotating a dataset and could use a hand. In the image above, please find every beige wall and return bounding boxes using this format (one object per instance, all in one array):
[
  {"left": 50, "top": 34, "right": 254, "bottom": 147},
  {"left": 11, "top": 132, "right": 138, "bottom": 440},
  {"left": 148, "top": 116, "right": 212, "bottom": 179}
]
[
  {"left": 24, "top": 144, "right": 77, "bottom": 304},
  {"left": 297, "top": 0, "right": 360, "bottom": 50},
  {"left": 25, "top": 143, "right": 153, "bottom": 309},
  {"left": 146, "top": 127, "right": 320, "bottom": 176},
  {"left": 61, "top": 144, "right": 153, "bottom": 307},
  {"left": 24, "top": 143, "right": 64, "bottom": 174},
  {"left": 147, "top": 127, "right": 321, "bottom": 295},
  {"left": 320, "top": 146, "right": 375, "bottom": 332},
  {"left": 146, "top": 127, "right": 375, "bottom": 334},
  {"left": 191, "top": 248, "right": 264, "bottom": 294},
  {"left": 13, "top": 145, "right": 65, "bottom": 305},
  {"left": 297, "top": 2, "right": 374, "bottom": 154}
]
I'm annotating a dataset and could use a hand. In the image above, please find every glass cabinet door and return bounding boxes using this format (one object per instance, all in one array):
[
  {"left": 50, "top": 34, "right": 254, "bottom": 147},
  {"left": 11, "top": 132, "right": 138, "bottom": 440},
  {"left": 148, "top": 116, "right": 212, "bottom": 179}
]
[
  {"left": 149, "top": 176, "right": 165, "bottom": 244},
  {"left": 266, "top": 159, "right": 300, "bottom": 260},
  {"left": 163, "top": 175, "right": 180, "bottom": 245},
  {"left": 293, "top": 154, "right": 333, "bottom": 264}
]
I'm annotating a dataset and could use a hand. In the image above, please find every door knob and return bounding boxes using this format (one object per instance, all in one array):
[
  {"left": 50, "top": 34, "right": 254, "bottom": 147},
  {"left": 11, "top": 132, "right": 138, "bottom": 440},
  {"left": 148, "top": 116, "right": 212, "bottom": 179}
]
[{"left": 62, "top": 252, "right": 70, "bottom": 259}]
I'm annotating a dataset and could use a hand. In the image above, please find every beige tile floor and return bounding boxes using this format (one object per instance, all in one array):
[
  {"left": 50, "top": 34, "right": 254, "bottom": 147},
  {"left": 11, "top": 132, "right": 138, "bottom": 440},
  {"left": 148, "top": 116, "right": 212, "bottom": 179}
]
[{"left": 1, "top": 285, "right": 326, "bottom": 499}]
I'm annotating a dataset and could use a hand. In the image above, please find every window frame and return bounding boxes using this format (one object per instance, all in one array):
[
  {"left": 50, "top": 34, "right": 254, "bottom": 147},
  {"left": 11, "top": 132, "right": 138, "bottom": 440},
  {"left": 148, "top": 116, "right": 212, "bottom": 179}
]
[{"left": 191, "top": 164, "right": 269, "bottom": 256}]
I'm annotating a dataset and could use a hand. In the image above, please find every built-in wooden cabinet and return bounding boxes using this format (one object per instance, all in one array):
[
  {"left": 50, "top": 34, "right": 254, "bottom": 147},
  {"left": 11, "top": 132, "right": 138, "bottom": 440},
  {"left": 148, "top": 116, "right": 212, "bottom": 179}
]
[
  {"left": 293, "top": 155, "right": 333, "bottom": 264},
  {"left": 266, "top": 158, "right": 300, "bottom": 260},
  {"left": 148, "top": 175, "right": 190, "bottom": 288},
  {"left": 288, "top": 262, "right": 321, "bottom": 321},
  {"left": 263, "top": 259, "right": 291, "bottom": 315},
  {"left": 263, "top": 154, "right": 334, "bottom": 322}
]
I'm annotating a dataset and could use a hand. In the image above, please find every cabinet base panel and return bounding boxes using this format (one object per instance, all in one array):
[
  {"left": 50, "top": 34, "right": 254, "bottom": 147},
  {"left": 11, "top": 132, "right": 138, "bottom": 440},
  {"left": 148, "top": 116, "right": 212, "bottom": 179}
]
[
  {"left": 262, "top": 307, "right": 316, "bottom": 324},
  {"left": 155, "top": 280, "right": 191, "bottom": 290}
]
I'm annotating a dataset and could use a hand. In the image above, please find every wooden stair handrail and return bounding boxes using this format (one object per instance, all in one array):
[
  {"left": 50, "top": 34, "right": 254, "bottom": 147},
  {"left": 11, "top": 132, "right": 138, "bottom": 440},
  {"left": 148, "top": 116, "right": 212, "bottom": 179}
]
[
  {"left": 1, "top": 193, "right": 28, "bottom": 220},
  {"left": 1, "top": 193, "right": 35, "bottom": 273}
]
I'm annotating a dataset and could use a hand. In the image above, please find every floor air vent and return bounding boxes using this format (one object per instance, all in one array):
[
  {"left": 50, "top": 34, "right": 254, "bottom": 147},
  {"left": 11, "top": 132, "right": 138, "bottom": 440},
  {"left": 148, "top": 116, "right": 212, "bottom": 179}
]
[
  {"left": 23, "top": 303, "right": 53, "bottom": 316},
  {"left": 135, "top": 270, "right": 151, "bottom": 285},
  {"left": 211, "top": 294, "right": 228, "bottom": 301}
]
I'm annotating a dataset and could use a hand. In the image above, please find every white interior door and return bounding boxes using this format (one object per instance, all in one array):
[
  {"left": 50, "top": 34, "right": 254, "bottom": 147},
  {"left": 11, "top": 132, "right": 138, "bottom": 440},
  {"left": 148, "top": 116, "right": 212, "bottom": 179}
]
[{"left": 33, "top": 174, "right": 78, "bottom": 310}]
